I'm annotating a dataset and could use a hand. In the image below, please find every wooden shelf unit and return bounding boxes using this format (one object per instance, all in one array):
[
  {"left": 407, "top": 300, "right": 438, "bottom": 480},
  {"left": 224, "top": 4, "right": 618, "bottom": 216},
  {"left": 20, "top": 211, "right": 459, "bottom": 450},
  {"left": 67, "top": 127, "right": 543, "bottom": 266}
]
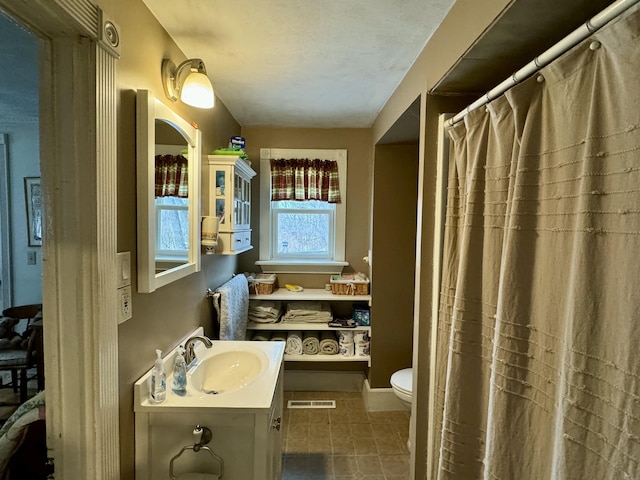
[{"left": 247, "top": 288, "right": 371, "bottom": 364}]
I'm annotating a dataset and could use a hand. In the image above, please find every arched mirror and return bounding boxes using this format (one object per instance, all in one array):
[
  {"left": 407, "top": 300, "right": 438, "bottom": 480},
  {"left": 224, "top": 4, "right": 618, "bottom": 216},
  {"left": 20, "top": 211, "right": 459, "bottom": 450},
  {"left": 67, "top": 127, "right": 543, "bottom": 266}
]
[{"left": 136, "top": 90, "right": 201, "bottom": 293}]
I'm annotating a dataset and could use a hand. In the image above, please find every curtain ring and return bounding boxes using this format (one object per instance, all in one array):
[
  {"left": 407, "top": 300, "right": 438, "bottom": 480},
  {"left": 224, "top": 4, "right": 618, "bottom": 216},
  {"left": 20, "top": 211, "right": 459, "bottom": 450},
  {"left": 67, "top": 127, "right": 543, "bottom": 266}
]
[
  {"left": 589, "top": 40, "right": 601, "bottom": 51},
  {"left": 536, "top": 74, "right": 545, "bottom": 83}
]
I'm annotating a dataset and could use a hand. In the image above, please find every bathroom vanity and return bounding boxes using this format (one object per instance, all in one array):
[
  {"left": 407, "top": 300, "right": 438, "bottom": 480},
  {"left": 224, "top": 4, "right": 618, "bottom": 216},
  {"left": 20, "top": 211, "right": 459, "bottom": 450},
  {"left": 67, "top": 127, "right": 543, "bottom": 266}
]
[{"left": 134, "top": 332, "right": 285, "bottom": 479}]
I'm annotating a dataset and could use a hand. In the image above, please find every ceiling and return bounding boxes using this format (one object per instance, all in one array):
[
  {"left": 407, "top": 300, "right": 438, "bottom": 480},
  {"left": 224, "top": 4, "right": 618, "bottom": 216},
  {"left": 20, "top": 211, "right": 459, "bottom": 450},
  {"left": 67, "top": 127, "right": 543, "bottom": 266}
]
[
  {"left": 0, "top": 0, "right": 620, "bottom": 136},
  {"left": 379, "top": 0, "right": 617, "bottom": 144},
  {"left": 141, "top": 0, "right": 456, "bottom": 129}
]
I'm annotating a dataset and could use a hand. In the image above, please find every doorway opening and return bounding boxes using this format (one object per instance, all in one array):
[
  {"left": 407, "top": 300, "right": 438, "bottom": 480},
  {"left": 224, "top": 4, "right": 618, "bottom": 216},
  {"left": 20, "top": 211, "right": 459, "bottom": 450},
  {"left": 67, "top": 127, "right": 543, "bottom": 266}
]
[{"left": 0, "top": 8, "right": 43, "bottom": 410}]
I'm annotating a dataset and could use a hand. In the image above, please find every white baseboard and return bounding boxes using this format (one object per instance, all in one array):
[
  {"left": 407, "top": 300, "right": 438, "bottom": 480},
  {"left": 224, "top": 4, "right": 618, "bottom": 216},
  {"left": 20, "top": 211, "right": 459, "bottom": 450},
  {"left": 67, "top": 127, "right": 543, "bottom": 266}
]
[
  {"left": 362, "top": 378, "right": 410, "bottom": 412},
  {"left": 283, "top": 371, "right": 409, "bottom": 412}
]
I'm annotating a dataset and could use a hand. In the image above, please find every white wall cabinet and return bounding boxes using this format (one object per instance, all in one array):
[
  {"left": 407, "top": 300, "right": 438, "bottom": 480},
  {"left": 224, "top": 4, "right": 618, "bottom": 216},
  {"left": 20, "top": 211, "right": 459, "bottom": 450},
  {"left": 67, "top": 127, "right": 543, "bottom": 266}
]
[
  {"left": 207, "top": 155, "right": 256, "bottom": 254},
  {"left": 248, "top": 288, "right": 372, "bottom": 364}
]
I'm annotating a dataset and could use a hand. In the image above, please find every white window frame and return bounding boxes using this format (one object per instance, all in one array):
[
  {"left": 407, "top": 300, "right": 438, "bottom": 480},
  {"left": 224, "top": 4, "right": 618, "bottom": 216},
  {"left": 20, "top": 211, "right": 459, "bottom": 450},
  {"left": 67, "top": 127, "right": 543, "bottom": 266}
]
[
  {"left": 271, "top": 202, "right": 335, "bottom": 260},
  {"left": 155, "top": 198, "right": 189, "bottom": 260},
  {"left": 257, "top": 148, "right": 348, "bottom": 274}
]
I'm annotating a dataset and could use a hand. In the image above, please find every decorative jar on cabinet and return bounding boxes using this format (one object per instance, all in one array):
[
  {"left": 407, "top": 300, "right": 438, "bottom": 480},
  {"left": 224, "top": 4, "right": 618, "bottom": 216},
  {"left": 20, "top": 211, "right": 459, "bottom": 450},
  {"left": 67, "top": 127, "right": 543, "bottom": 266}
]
[{"left": 207, "top": 155, "right": 256, "bottom": 254}]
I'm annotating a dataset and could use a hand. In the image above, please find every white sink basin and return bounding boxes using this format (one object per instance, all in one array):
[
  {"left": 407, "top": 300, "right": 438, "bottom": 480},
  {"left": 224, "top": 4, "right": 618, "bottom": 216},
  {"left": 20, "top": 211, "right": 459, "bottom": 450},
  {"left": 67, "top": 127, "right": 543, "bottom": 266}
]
[
  {"left": 189, "top": 348, "right": 268, "bottom": 395},
  {"left": 134, "top": 336, "right": 285, "bottom": 411}
]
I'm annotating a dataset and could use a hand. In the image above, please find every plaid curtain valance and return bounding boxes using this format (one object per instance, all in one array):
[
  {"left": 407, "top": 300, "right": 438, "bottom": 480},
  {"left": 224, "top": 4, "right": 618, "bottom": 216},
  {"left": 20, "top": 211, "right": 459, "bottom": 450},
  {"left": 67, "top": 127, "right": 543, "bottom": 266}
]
[
  {"left": 270, "top": 158, "right": 341, "bottom": 203},
  {"left": 155, "top": 154, "right": 189, "bottom": 198}
]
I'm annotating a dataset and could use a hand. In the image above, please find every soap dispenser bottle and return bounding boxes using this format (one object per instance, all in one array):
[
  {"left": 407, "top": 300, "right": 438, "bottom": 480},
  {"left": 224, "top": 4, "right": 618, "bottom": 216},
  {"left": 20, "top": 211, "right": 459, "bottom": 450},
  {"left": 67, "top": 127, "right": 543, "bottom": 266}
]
[
  {"left": 172, "top": 347, "right": 188, "bottom": 396},
  {"left": 150, "top": 349, "right": 166, "bottom": 403}
]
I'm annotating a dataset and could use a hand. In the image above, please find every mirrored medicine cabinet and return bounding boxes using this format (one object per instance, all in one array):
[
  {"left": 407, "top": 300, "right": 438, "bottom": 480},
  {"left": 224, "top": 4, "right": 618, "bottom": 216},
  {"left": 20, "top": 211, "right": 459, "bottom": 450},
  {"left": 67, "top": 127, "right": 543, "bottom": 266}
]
[{"left": 136, "top": 89, "right": 201, "bottom": 293}]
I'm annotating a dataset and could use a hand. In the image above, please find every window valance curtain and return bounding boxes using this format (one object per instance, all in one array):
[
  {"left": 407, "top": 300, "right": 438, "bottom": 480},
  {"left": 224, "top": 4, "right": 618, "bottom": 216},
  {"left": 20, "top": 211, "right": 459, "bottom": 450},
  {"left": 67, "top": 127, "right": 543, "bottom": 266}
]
[
  {"left": 432, "top": 5, "right": 640, "bottom": 479},
  {"left": 155, "top": 154, "right": 188, "bottom": 198},
  {"left": 270, "top": 158, "right": 341, "bottom": 203}
]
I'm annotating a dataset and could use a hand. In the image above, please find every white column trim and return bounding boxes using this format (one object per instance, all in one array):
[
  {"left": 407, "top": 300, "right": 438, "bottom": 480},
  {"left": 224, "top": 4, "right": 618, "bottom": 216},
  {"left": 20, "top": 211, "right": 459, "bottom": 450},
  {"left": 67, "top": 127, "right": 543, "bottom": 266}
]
[{"left": 0, "top": 0, "right": 121, "bottom": 478}]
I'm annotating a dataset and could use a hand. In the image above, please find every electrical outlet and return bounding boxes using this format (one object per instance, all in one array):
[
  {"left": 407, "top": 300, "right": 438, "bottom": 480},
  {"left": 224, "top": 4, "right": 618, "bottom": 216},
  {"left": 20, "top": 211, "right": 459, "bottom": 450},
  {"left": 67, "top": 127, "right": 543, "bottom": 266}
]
[
  {"left": 118, "top": 285, "right": 132, "bottom": 323},
  {"left": 27, "top": 251, "right": 36, "bottom": 265}
]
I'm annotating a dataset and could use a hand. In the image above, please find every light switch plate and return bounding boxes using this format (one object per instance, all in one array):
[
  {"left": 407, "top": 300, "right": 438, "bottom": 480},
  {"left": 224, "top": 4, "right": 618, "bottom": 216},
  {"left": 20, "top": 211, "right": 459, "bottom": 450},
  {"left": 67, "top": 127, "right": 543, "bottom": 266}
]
[{"left": 117, "top": 251, "right": 131, "bottom": 288}]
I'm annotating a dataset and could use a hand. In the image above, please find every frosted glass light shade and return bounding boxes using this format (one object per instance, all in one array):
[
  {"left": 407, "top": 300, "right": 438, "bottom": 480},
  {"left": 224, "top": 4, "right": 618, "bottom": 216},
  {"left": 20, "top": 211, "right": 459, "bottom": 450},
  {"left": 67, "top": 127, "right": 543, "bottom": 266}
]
[{"left": 181, "top": 72, "right": 215, "bottom": 109}]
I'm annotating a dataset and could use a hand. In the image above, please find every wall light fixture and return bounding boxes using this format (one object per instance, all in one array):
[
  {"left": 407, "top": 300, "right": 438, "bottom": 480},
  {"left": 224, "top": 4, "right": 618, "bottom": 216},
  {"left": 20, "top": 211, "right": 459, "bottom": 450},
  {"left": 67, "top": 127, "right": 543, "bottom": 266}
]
[{"left": 162, "top": 58, "right": 214, "bottom": 109}]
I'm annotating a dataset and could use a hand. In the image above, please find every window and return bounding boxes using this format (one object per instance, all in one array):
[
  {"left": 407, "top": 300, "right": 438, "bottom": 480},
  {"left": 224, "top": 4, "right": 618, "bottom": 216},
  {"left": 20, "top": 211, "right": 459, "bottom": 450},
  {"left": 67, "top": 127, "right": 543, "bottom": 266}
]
[
  {"left": 271, "top": 200, "right": 335, "bottom": 259},
  {"left": 258, "top": 148, "right": 348, "bottom": 274},
  {"left": 155, "top": 196, "right": 189, "bottom": 259}
]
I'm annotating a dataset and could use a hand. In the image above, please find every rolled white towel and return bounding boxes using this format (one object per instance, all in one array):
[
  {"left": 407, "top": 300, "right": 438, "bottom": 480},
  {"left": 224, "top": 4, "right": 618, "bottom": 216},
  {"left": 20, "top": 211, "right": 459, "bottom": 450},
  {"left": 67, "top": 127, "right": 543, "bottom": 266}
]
[
  {"left": 302, "top": 331, "right": 320, "bottom": 355},
  {"left": 285, "top": 331, "right": 303, "bottom": 355},
  {"left": 251, "top": 331, "right": 271, "bottom": 341},
  {"left": 270, "top": 331, "right": 287, "bottom": 343},
  {"left": 319, "top": 331, "right": 339, "bottom": 355}
]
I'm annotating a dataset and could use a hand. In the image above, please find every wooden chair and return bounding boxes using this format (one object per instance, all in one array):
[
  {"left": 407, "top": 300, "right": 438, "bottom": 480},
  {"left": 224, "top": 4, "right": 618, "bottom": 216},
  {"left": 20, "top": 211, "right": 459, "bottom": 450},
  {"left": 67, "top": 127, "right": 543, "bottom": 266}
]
[{"left": 0, "top": 304, "right": 42, "bottom": 404}]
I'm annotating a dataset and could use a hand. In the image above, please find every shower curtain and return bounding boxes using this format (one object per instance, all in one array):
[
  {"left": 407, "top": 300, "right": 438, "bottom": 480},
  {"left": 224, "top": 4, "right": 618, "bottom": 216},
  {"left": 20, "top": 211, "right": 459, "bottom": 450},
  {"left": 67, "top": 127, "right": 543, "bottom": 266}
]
[{"left": 432, "top": 4, "right": 640, "bottom": 480}]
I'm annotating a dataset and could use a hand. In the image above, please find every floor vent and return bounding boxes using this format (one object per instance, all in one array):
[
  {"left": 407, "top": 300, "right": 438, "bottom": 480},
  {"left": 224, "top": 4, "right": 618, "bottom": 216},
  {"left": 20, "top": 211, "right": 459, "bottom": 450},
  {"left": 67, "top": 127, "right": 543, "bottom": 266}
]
[{"left": 287, "top": 400, "right": 336, "bottom": 409}]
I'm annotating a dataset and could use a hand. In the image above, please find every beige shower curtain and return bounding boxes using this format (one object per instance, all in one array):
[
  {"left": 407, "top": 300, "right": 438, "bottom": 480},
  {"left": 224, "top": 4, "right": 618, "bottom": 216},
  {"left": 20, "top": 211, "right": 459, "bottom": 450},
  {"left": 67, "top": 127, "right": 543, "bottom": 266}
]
[{"left": 433, "top": 4, "right": 640, "bottom": 479}]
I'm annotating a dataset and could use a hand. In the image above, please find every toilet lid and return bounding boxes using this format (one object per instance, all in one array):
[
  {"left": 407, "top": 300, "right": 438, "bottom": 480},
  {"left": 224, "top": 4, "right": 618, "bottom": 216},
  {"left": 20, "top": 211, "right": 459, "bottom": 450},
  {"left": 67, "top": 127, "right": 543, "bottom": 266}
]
[{"left": 391, "top": 368, "right": 413, "bottom": 394}]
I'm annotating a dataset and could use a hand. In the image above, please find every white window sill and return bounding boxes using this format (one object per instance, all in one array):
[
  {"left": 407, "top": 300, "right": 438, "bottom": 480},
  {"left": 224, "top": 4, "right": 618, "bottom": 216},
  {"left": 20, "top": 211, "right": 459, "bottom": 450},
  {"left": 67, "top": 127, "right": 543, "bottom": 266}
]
[{"left": 255, "top": 260, "right": 348, "bottom": 274}]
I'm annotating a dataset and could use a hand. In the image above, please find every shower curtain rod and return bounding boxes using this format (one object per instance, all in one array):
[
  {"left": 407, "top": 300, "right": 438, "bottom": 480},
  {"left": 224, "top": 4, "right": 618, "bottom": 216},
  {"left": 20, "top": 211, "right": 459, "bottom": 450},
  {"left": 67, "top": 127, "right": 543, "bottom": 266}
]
[{"left": 447, "top": 0, "right": 640, "bottom": 127}]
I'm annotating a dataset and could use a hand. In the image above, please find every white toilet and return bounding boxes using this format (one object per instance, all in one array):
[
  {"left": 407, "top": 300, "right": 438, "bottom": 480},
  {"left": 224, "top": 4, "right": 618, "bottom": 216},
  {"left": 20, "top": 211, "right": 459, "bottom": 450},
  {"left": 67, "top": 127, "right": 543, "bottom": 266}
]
[{"left": 390, "top": 367, "right": 413, "bottom": 409}]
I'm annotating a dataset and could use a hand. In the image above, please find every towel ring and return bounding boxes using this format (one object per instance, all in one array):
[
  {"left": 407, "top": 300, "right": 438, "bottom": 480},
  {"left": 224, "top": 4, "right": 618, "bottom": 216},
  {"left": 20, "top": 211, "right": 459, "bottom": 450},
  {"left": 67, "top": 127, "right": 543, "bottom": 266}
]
[{"left": 169, "top": 425, "right": 224, "bottom": 479}]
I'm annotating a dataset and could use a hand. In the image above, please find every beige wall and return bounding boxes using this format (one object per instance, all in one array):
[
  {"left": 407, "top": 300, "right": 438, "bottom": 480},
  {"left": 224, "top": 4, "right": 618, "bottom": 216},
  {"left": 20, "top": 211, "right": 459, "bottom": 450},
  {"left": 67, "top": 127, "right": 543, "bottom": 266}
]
[
  {"left": 239, "top": 127, "right": 373, "bottom": 376},
  {"left": 239, "top": 126, "right": 374, "bottom": 284},
  {"left": 95, "top": 0, "right": 242, "bottom": 477},
  {"left": 369, "top": 143, "right": 419, "bottom": 387}
]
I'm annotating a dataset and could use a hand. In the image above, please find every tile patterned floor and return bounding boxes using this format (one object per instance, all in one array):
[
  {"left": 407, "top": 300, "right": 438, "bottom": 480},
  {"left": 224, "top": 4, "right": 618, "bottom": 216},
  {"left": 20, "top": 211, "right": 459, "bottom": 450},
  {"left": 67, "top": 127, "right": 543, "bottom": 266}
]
[{"left": 282, "top": 391, "right": 411, "bottom": 480}]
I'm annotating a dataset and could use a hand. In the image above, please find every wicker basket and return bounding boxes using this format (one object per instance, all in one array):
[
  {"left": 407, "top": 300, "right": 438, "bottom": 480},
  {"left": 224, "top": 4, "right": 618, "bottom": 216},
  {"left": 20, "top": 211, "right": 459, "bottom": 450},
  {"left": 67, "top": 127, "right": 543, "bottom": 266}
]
[
  {"left": 330, "top": 274, "right": 369, "bottom": 295},
  {"left": 248, "top": 273, "right": 277, "bottom": 295}
]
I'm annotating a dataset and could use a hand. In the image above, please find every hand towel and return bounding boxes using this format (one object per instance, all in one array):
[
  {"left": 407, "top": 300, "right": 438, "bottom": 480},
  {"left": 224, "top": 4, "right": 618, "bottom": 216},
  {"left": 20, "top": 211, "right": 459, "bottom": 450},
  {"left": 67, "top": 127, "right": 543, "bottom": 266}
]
[
  {"left": 213, "top": 274, "right": 249, "bottom": 340},
  {"left": 282, "top": 301, "right": 333, "bottom": 323},
  {"left": 302, "top": 331, "right": 320, "bottom": 355},
  {"left": 319, "top": 331, "right": 339, "bottom": 355},
  {"left": 285, "top": 331, "right": 303, "bottom": 354},
  {"left": 248, "top": 300, "right": 282, "bottom": 323}
]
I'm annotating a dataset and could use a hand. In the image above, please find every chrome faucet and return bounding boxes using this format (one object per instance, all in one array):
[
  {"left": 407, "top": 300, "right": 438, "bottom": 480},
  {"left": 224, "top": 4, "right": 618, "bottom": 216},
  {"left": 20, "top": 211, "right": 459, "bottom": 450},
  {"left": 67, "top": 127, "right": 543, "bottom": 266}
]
[{"left": 184, "top": 335, "right": 213, "bottom": 366}]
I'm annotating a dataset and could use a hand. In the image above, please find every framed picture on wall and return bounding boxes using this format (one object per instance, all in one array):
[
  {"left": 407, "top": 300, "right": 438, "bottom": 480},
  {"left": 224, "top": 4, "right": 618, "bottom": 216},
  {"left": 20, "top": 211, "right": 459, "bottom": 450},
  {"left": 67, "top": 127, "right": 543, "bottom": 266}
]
[{"left": 24, "top": 176, "right": 42, "bottom": 247}]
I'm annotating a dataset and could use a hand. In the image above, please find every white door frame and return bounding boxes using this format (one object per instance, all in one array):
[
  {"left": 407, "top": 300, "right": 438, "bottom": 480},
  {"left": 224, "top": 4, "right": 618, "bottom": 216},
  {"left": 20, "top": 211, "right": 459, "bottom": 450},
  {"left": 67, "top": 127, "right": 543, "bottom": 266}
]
[
  {"left": 0, "top": 1, "right": 120, "bottom": 478},
  {"left": 0, "top": 134, "right": 11, "bottom": 311}
]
